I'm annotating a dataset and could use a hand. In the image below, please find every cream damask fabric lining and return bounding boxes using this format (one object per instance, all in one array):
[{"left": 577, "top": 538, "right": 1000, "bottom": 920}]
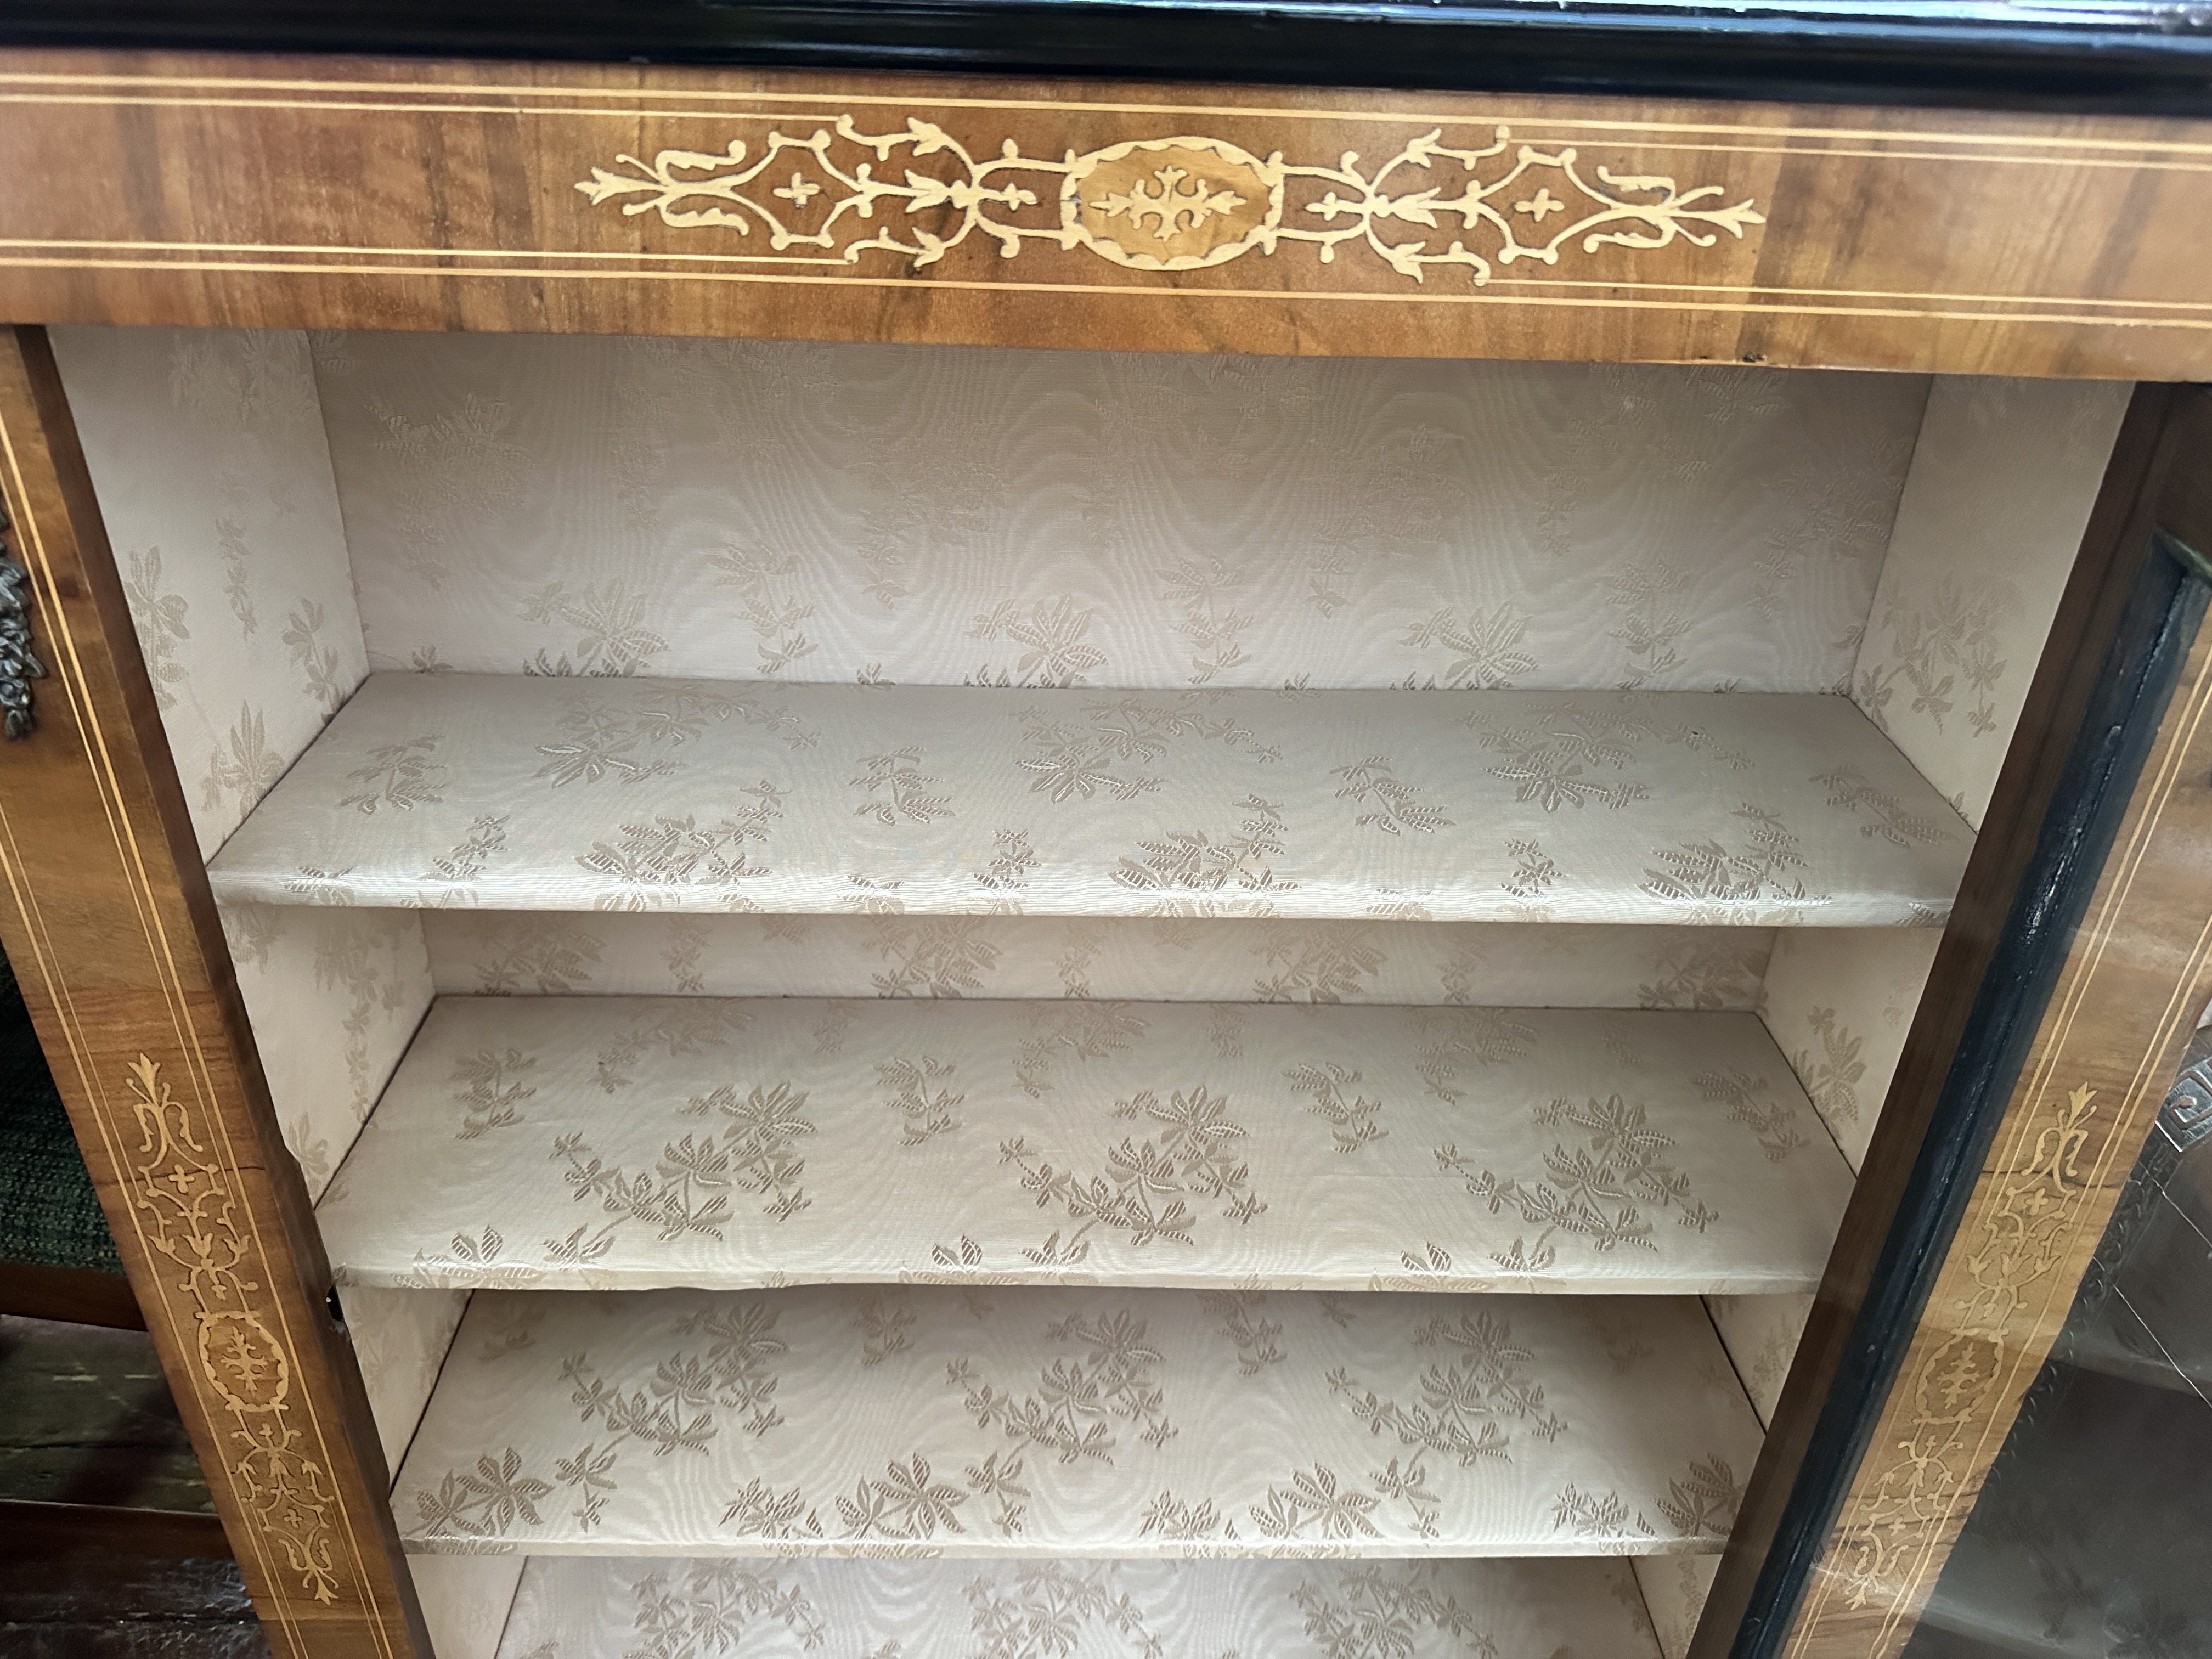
[
  {"left": 311, "top": 334, "right": 1926, "bottom": 695},
  {"left": 422, "top": 912, "right": 1776, "bottom": 1009},
  {"left": 49, "top": 328, "right": 458, "bottom": 1525},
  {"left": 51, "top": 326, "right": 371, "bottom": 857},
  {"left": 1637, "top": 1555, "right": 1720, "bottom": 1659},
  {"left": 394, "top": 1284, "right": 1759, "bottom": 1559},
  {"left": 57, "top": 326, "right": 2119, "bottom": 1647},
  {"left": 207, "top": 675, "right": 1969, "bottom": 924},
  {"left": 317, "top": 997, "right": 1852, "bottom": 1296},
  {"left": 1757, "top": 928, "right": 1943, "bottom": 1173},
  {"left": 1848, "top": 378, "right": 2132, "bottom": 830},
  {"left": 495, "top": 1554, "right": 1662, "bottom": 1659}
]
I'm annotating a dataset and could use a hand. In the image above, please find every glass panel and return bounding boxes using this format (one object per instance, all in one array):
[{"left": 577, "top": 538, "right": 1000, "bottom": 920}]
[{"left": 1905, "top": 1018, "right": 2212, "bottom": 1659}]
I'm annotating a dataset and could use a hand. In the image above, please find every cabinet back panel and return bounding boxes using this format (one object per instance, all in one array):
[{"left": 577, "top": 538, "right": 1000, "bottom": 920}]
[{"left": 314, "top": 334, "right": 1929, "bottom": 694}]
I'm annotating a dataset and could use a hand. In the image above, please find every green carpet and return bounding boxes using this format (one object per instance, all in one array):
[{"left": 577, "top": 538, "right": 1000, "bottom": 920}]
[{"left": 0, "top": 951, "right": 123, "bottom": 1275}]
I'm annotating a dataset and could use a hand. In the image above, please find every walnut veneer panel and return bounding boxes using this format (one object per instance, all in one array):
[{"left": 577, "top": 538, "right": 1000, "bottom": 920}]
[
  {"left": 392, "top": 1284, "right": 1761, "bottom": 1558},
  {"left": 204, "top": 675, "right": 1970, "bottom": 924},
  {"left": 1, "top": 52, "right": 2210, "bottom": 376},
  {"left": 317, "top": 996, "right": 1853, "bottom": 1296}
]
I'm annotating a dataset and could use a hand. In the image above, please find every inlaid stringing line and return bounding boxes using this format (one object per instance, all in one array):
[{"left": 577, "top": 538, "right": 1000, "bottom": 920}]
[{"left": 1, "top": 253, "right": 2207, "bottom": 331}]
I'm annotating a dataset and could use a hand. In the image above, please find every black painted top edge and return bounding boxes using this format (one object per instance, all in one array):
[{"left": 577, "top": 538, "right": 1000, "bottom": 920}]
[{"left": 3, "top": 0, "right": 2212, "bottom": 116}]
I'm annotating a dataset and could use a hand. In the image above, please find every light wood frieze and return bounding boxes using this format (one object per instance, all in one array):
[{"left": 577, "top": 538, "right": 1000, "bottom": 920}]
[
  {"left": 0, "top": 325, "right": 428, "bottom": 1659},
  {"left": 1, "top": 50, "right": 2211, "bottom": 375}
]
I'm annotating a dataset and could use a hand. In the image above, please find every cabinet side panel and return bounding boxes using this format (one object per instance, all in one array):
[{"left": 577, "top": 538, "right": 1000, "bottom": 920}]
[
  {"left": 1760, "top": 929, "right": 1944, "bottom": 1174},
  {"left": 49, "top": 325, "right": 435, "bottom": 1197},
  {"left": 1640, "top": 1556, "right": 1723, "bottom": 1659},
  {"left": 1705, "top": 1294, "right": 1816, "bottom": 1429},
  {"left": 339, "top": 1285, "right": 469, "bottom": 1477},
  {"left": 408, "top": 1555, "right": 524, "bottom": 1659},
  {"left": 1702, "top": 386, "right": 2212, "bottom": 1659},
  {"left": 1850, "top": 379, "right": 2133, "bottom": 831},
  {"left": 0, "top": 323, "right": 430, "bottom": 1654},
  {"left": 47, "top": 325, "right": 368, "bottom": 855},
  {"left": 225, "top": 905, "right": 433, "bottom": 1203}
]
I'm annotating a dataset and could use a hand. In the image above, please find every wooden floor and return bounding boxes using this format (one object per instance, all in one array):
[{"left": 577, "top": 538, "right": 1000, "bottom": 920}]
[
  {"left": 0, "top": 1313, "right": 265, "bottom": 1658},
  {"left": 0, "top": 1550, "right": 267, "bottom": 1659}
]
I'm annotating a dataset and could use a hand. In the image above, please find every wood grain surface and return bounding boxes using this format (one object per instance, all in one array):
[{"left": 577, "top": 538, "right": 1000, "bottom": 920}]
[
  {"left": 0, "top": 49, "right": 2210, "bottom": 377},
  {"left": 1697, "top": 385, "right": 2212, "bottom": 1659},
  {"left": 1, "top": 1259, "right": 144, "bottom": 1327},
  {"left": 0, "top": 325, "right": 427, "bottom": 1658}
]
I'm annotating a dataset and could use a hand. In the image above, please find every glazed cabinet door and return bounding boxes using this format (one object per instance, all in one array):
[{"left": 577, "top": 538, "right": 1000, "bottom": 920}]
[{"left": 1702, "top": 383, "right": 2212, "bottom": 1659}]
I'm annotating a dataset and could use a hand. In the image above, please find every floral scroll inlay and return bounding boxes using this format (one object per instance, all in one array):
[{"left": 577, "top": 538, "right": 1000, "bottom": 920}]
[
  {"left": 126, "top": 1054, "right": 342, "bottom": 1602},
  {"left": 575, "top": 118, "right": 1765, "bottom": 285},
  {"left": 1833, "top": 1082, "right": 2105, "bottom": 1616}
]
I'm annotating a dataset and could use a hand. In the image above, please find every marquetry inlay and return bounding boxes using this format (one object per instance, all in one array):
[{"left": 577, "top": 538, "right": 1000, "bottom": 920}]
[
  {"left": 575, "top": 121, "right": 1767, "bottom": 282},
  {"left": 128, "top": 1047, "right": 345, "bottom": 1599}
]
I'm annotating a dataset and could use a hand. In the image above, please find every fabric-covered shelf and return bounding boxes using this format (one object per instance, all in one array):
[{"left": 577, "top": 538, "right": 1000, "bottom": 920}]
[
  {"left": 492, "top": 1553, "right": 1664, "bottom": 1658},
  {"left": 206, "top": 674, "right": 1970, "bottom": 924},
  {"left": 319, "top": 996, "right": 1854, "bottom": 1296},
  {"left": 392, "top": 1284, "right": 1761, "bottom": 1559}
]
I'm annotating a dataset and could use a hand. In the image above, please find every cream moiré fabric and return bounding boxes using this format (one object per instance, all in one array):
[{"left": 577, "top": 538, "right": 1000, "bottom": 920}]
[
  {"left": 53, "top": 330, "right": 432, "bottom": 1195},
  {"left": 1851, "top": 378, "right": 2131, "bottom": 830},
  {"left": 412, "top": 1558, "right": 527, "bottom": 1659},
  {"left": 1758, "top": 928, "right": 1942, "bottom": 1173},
  {"left": 495, "top": 1554, "right": 1662, "bottom": 1659},
  {"left": 1699, "top": 1294, "right": 1814, "bottom": 1427},
  {"left": 318, "top": 997, "right": 1853, "bottom": 1296},
  {"left": 424, "top": 911, "right": 1775, "bottom": 1008},
  {"left": 219, "top": 904, "right": 433, "bottom": 1201},
  {"left": 393, "top": 1285, "right": 1760, "bottom": 1558},
  {"left": 338, "top": 1283, "right": 469, "bottom": 1471},
  {"left": 1634, "top": 1555, "right": 1719, "bottom": 1659},
  {"left": 55, "top": 327, "right": 452, "bottom": 1481},
  {"left": 207, "top": 676, "right": 1970, "bottom": 924},
  {"left": 312, "top": 333, "right": 1927, "bottom": 694},
  {"left": 51, "top": 326, "right": 370, "bottom": 856}
]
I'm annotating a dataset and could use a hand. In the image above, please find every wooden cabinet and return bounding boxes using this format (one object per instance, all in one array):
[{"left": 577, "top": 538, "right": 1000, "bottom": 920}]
[{"left": 0, "top": 36, "right": 2208, "bottom": 1659}]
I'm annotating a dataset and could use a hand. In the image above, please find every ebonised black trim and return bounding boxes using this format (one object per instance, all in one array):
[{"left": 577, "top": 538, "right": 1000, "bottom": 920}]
[
  {"left": 2, "top": 2, "right": 2211, "bottom": 117},
  {"left": 1729, "top": 525, "right": 2212, "bottom": 1659}
]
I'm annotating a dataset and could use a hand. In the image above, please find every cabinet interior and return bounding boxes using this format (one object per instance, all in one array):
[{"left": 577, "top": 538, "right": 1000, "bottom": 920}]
[{"left": 48, "top": 325, "right": 2131, "bottom": 1659}]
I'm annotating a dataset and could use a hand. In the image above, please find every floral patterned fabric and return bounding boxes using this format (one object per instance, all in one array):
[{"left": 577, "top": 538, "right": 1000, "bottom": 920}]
[
  {"left": 494, "top": 1554, "right": 1662, "bottom": 1659},
  {"left": 318, "top": 996, "right": 1852, "bottom": 1296},
  {"left": 51, "top": 326, "right": 371, "bottom": 859},
  {"left": 421, "top": 911, "right": 1776, "bottom": 1009},
  {"left": 206, "top": 675, "right": 1970, "bottom": 925},
  {"left": 1636, "top": 1555, "right": 1720, "bottom": 1659},
  {"left": 52, "top": 325, "right": 2131, "bottom": 1649},
  {"left": 1849, "top": 378, "right": 2132, "bottom": 830},
  {"left": 310, "top": 334, "right": 1926, "bottom": 697},
  {"left": 1757, "top": 928, "right": 1943, "bottom": 1174},
  {"left": 50, "top": 326, "right": 453, "bottom": 1507},
  {"left": 393, "top": 1284, "right": 1761, "bottom": 1559}
]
